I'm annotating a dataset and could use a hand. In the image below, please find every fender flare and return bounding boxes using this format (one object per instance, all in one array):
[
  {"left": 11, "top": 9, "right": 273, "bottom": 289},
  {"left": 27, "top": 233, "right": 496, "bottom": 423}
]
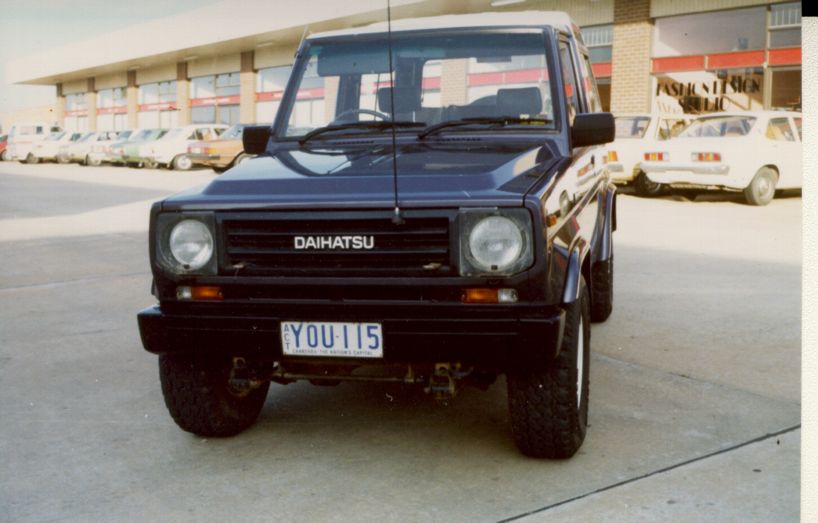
[
  {"left": 597, "top": 183, "right": 617, "bottom": 262},
  {"left": 562, "top": 238, "right": 590, "bottom": 304}
]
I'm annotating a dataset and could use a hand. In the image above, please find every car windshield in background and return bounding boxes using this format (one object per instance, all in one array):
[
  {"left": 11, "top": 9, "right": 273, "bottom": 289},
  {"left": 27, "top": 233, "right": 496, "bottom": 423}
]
[
  {"left": 117, "top": 130, "right": 133, "bottom": 140},
  {"left": 615, "top": 117, "right": 650, "bottom": 138},
  {"left": 45, "top": 132, "right": 66, "bottom": 141},
  {"left": 280, "top": 31, "right": 555, "bottom": 139},
  {"left": 681, "top": 116, "right": 757, "bottom": 137},
  {"left": 219, "top": 124, "right": 245, "bottom": 140},
  {"left": 78, "top": 133, "right": 96, "bottom": 142}
]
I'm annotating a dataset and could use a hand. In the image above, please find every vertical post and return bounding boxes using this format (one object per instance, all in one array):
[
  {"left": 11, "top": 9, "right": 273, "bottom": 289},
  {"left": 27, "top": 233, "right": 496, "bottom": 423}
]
[
  {"left": 87, "top": 78, "right": 97, "bottom": 131},
  {"left": 176, "top": 62, "right": 190, "bottom": 125},
  {"left": 610, "top": 0, "right": 653, "bottom": 113},
  {"left": 240, "top": 50, "right": 256, "bottom": 124},
  {"left": 55, "top": 83, "right": 65, "bottom": 128},
  {"left": 127, "top": 70, "right": 139, "bottom": 128}
]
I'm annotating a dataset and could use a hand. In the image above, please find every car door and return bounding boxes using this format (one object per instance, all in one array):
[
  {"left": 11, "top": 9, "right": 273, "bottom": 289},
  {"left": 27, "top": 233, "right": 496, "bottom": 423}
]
[{"left": 764, "top": 116, "right": 801, "bottom": 189}]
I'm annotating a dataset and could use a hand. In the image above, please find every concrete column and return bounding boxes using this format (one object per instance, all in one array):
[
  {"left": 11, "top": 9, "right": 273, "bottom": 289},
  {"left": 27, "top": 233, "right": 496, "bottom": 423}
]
[
  {"left": 176, "top": 62, "right": 190, "bottom": 125},
  {"left": 55, "top": 83, "right": 65, "bottom": 128},
  {"left": 127, "top": 71, "right": 138, "bottom": 128},
  {"left": 87, "top": 78, "right": 97, "bottom": 132},
  {"left": 240, "top": 51, "right": 256, "bottom": 124},
  {"left": 610, "top": 0, "right": 653, "bottom": 113},
  {"left": 440, "top": 59, "right": 468, "bottom": 106}
]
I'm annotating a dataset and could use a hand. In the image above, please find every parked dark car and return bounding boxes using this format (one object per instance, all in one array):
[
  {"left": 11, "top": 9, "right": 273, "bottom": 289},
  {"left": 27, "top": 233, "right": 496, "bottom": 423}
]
[{"left": 137, "top": 11, "right": 616, "bottom": 459}]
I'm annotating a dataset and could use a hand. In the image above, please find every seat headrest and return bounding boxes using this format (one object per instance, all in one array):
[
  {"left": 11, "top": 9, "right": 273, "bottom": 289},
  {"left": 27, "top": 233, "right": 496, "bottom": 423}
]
[
  {"left": 496, "top": 87, "right": 543, "bottom": 117},
  {"left": 377, "top": 87, "right": 421, "bottom": 114}
]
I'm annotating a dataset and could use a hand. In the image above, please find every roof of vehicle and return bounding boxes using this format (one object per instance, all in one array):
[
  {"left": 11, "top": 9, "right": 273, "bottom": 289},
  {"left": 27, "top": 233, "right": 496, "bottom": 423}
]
[
  {"left": 309, "top": 11, "right": 577, "bottom": 40},
  {"left": 687, "top": 110, "right": 801, "bottom": 119}
]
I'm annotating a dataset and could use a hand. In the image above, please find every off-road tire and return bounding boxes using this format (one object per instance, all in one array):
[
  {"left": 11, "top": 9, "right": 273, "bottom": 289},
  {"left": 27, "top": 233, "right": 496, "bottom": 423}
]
[
  {"left": 172, "top": 154, "right": 193, "bottom": 171},
  {"left": 743, "top": 167, "right": 777, "bottom": 206},
  {"left": 507, "top": 276, "right": 590, "bottom": 459},
  {"left": 159, "top": 354, "right": 270, "bottom": 437},
  {"left": 590, "top": 255, "right": 613, "bottom": 322},
  {"left": 634, "top": 171, "right": 663, "bottom": 197}
]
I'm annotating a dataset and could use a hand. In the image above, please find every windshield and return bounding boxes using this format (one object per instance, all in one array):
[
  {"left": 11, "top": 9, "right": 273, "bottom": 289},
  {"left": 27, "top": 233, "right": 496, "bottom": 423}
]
[
  {"left": 117, "top": 130, "right": 133, "bottom": 140},
  {"left": 161, "top": 128, "right": 187, "bottom": 140},
  {"left": 78, "top": 133, "right": 96, "bottom": 143},
  {"left": 45, "top": 131, "right": 66, "bottom": 141},
  {"left": 681, "top": 116, "right": 757, "bottom": 137},
  {"left": 133, "top": 129, "right": 166, "bottom": 141},
  {"left": 614, "top": 117, "right": 650, "bottom": 138},
  {"left": 220, "top": 124, "right": 246, "bottom": 140},
  {"left": 280, "top": 31, "right": 555, "bottom": 139}
]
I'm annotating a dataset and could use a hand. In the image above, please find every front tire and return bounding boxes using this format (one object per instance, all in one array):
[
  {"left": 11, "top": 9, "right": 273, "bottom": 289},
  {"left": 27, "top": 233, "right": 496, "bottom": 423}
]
[
  {"left": 172, "top": 154, "right": 193, "bottom": 171},
  {"left": 743, "top": 167, "right": 777, "bottom": 206},
  {"left": 0, "top": 150, "right": 9, "bottom": 161},
  {"left": 25, "top": 153, "right": 39, "bottom": 164},
  {"left": 159, "top": 354, "right": 270, "bottom": 437},
  {"left": 507, "top": 276, "right": 591, "bottom": 458},
  {"left": 634, "top": 171, "right": 664, "bottom": 197}
]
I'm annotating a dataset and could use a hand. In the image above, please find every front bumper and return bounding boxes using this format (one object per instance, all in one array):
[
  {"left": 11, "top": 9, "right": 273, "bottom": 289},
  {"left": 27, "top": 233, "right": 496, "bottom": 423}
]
[{"left": 138, "top": 302, "right": 565, "bottom": 368}]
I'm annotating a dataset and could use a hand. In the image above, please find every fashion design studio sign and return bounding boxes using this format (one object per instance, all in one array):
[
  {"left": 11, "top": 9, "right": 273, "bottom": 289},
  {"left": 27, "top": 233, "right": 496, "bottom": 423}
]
[{"left": 655, "top": 71, "right": 763, "bottom": 113}]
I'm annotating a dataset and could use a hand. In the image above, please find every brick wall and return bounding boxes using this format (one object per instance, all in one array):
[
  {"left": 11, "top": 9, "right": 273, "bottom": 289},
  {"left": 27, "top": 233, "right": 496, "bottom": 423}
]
[{"left": 610, "top": 0, "right": 653, "bottom": 113}]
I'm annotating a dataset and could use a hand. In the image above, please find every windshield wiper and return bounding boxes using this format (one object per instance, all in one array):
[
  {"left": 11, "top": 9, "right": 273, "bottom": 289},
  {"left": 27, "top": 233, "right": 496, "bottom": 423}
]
[
  {"left": 417, "top": 116, "right": 552, "bottom": 140},
  {"left": 299, "top": 121, "right": 425, "bottom": 145}
]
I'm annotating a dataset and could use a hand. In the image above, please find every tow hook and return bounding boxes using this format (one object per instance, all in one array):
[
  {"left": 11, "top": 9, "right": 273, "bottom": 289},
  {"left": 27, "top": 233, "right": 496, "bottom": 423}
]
[
  {"left": 425, "top": 363, "right": 464, "bottom": 400},
  {"left": 228, "top": 357, "right": 263, "bottom": 395}
]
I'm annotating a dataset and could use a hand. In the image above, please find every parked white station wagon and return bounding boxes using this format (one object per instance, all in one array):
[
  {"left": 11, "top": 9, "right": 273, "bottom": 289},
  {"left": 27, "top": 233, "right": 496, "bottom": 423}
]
[
  {"left": 607, "top": 113, "right": 690, "bottom": 196},
  {"left": 640, "top": 111, "right": 801, "bottom": 206},
  {"left": 139, "top": 124, "right": 227, "bottom": 170}
]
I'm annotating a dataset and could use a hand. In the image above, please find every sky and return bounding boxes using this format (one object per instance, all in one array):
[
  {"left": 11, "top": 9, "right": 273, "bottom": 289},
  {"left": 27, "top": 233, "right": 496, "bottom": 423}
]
[{"left": 0, "top": 0, "right": 222, "bottom": 114}]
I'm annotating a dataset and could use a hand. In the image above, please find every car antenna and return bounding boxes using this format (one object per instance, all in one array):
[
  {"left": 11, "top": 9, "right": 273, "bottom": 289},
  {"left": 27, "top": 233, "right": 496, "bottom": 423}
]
[{"left": 387, "top": 0, "right": 404, "bottom": 225}]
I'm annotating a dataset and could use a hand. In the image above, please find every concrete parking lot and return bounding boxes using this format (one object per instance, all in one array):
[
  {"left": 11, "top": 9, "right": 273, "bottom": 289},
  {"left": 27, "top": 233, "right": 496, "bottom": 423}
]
[{"left": 0, "top": 161, "right": 801, "bottom": 522}]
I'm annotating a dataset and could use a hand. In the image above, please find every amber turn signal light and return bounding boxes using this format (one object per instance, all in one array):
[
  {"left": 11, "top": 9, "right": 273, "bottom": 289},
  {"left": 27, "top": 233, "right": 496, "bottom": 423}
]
[
  {"left": 177, "top": 286, "right": 223, "bottom": 300},
  {"left": 462, "top": 288, "right": 518, "bottom": 304}
]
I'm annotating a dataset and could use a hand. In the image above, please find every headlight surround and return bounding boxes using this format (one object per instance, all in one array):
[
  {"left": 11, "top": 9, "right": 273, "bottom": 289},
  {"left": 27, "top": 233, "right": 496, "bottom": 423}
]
[
  {"left": 459, "top": 209, "right": 533, "bottom": 277},
  {"left": 155, "top": 213, "right": 217, "bottom": 275}
]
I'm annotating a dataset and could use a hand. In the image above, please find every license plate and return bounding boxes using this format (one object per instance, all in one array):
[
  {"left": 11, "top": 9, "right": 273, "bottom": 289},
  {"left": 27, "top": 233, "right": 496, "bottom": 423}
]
[{"left": 280, "top": 321, "right": 383, "bottom": 358}]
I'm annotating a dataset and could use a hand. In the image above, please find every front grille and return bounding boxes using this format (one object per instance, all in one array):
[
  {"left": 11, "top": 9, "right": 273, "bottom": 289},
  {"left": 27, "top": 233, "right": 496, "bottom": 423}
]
[{"left": 219, "top": 212, "right": 453, "bottom": 277}]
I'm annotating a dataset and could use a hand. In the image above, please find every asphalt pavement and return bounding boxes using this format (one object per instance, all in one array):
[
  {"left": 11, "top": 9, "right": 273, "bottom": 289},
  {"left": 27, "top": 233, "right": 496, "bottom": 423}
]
[{"left": 0, "top": 161, "right": 802, "bottom": 522}]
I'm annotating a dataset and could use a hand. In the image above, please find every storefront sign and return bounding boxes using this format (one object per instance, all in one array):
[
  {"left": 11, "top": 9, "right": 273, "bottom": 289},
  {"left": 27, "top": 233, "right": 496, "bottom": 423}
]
[
  {"left": 654, "top": 71, "right": 763, "bottom": 113},
  {"left": 139, "top": 102, "right": 177, "bottom": 112},
  {"left": 190, "top": 96, "right": 241, "bottom": 107}
]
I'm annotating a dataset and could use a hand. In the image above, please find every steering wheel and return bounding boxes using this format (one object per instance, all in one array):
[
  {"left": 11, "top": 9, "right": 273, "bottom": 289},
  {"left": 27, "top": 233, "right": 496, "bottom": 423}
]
[{"left": 332, "top": 108, "right": 391, "bottom": 124}]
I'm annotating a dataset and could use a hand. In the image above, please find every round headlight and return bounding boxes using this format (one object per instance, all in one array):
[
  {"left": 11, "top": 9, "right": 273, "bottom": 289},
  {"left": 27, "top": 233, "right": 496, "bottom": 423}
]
[
  {"left": 169, "top": 219, "right": 213, "bottom": 270},
  {"left": 468, "top": 216, "right": 523, "bottom": 271}
]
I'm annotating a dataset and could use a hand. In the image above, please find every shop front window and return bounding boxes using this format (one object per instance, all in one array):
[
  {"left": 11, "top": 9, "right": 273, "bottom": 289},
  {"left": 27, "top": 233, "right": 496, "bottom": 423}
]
[
  {"left": 653, "top": 7, "right": 766, "bottom": 58},
  {"left": 581, "top": 25, "right": 612, "bottom": 64},
  {"left": 769, "top": 2, "right": 801, "bottom": 48},
  {"left": 769, "top": 68, "right": 801, "bottom": 111}
]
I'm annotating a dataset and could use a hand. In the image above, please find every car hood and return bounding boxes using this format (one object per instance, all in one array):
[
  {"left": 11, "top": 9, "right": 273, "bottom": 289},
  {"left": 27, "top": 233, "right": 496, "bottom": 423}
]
[{"left": 163, "top": 140, "right": 561, "bottom": 209}]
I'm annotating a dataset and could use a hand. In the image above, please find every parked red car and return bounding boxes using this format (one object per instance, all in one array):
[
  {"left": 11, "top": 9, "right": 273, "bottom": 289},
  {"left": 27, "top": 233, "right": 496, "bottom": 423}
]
[{"left": 0, "top": 134, "right": 8, "bottom": 161}]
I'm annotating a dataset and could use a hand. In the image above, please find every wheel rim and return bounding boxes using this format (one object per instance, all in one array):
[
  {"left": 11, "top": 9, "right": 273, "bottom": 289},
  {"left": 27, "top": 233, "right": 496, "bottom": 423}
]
[
  {"left": 177, "top": 156, "right": 191, "bottom": 170},
  {"left": 757, "top": 175, "right": 773, "bottom": 200},
  {"left": 576, "top": 317, "right": 584, "bottom": 406}
]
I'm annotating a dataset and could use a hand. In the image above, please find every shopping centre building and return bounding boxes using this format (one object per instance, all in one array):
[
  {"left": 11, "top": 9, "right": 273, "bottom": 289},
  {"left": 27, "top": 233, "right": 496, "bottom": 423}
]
[{"left": 5, "top": 0, "right": 801, "bottom": 132}]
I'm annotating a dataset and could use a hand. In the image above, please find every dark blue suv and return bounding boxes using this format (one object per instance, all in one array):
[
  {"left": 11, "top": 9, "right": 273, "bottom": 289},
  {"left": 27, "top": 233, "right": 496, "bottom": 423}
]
[{"left": 138, "top": 11, "right": 616, "bottom": 458}]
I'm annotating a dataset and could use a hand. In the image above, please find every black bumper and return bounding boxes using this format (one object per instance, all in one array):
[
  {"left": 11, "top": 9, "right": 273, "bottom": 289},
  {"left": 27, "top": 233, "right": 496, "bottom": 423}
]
[{"left": 138, "top": 303, "right": 565, "bottom": 367}]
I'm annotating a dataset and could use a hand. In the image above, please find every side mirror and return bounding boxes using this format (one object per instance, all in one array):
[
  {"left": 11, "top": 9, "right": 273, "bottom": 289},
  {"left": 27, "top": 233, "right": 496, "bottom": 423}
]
[
  {"left": 242, "top": 125, "right": 271, "bottom": 155},
  {"left": 571, "top": 112, "right": 615, "bottom": 148}
]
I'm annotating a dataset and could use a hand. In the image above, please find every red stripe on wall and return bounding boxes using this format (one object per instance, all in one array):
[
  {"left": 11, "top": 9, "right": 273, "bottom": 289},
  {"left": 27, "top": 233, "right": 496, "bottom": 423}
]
[
  {"left": 591, "top": 62, "right": 612, "bottom": 78},
  {"left": 190, "top": 95, "right": 241, "bottom": 107},
  {"left": 706, "top": 50, "right": 765, "bottom": 69},
  {"left": 139, "top": 102, "right": 177, "bottom": 112},
  {"left": 256, "top": 91, "right": 284, "bottom": 102},
  {"left": 652, "top": 55, "right": 706, "bottom": 73},
  {"left": 97, "top": 106, "right": 128, "bottom": 115},
  {"left": 768, "top": 47, "right": 801, "bottom": 66}
]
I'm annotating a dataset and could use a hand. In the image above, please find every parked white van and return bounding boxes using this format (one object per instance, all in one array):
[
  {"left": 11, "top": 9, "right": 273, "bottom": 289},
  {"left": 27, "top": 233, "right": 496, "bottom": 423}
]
[{"left": 5, "top": 123, "right": 63, "bottom": 162}]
